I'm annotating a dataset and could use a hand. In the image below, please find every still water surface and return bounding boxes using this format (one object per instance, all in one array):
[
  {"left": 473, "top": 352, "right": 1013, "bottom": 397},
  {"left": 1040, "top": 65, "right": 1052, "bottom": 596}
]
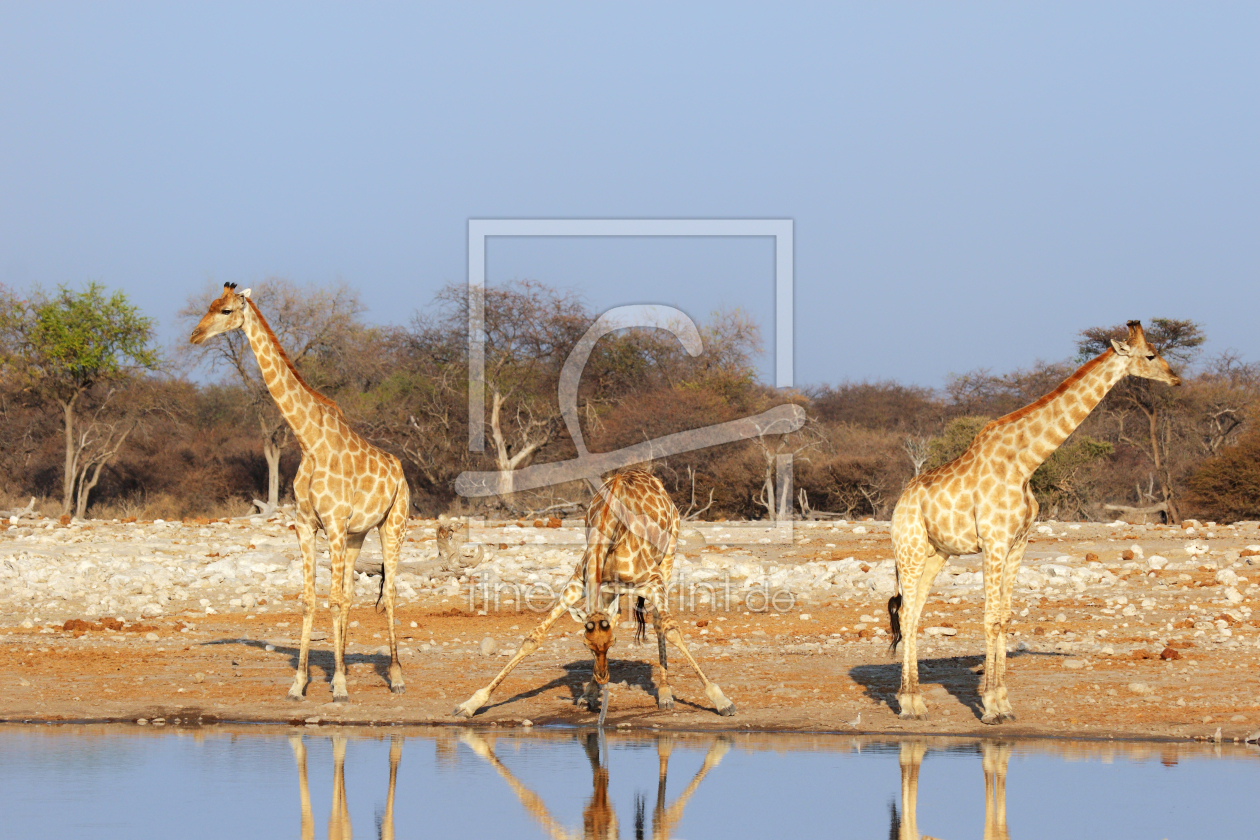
[{"left": 1, "top": 725, "right": 1256, "bottom": 839}]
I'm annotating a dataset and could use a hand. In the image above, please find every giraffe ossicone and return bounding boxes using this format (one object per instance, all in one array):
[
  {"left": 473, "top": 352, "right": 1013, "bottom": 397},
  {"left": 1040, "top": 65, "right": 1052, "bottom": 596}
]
[
  {"left": 452, "top": 469, "right": 735, "bottom": 719},
  {"left": 190, "top": 282, "right": 410, "bottom": 703},
  {"left": 888, "top": 320, "right": 1180, "bottom": 725}
]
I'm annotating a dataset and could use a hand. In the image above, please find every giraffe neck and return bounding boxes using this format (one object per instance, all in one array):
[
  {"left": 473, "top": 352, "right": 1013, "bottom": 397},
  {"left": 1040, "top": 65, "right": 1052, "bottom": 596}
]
[
  {"left": 990, "top": 349, "right": 1128, "bottom": 478},
  {"left": 240, "top": 299, "right": 338, "bottom": 452}
]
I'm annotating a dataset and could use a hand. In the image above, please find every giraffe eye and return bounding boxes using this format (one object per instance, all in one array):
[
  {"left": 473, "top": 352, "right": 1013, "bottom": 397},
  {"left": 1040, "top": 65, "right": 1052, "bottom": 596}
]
[
  {"left": 585, "top": 621, "right": 595, "bottom": 632},
  {"left": 1145, "top": 354, "right": 1155, "bottom": 361},
  {"left": 221, "top": 308, "right": 232, "bottom": 315}
]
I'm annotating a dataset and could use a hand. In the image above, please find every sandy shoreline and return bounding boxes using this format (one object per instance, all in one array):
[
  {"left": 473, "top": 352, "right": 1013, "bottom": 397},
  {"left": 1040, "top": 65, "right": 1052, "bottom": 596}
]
[{"left": 3, "top": 514, "right": 1259, "bottom": 744}]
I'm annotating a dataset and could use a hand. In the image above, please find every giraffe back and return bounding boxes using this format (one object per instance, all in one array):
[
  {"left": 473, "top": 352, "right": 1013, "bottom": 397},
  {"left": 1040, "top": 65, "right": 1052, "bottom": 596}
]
[{"left": 580, "top": 469, "right": 680, "bottom": 614}]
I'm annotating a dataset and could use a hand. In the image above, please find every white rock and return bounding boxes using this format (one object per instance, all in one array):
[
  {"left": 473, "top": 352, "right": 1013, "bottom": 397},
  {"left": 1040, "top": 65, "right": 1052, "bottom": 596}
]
[
  {"left": 1224, "top": 587, "right": 1244, "bottom": 604},
  {"left": 480, "top": 636, "right": 498, "bottom": 656},
  {"left": 1216, "top": 568, "right": 1239, "bottom": 587},
  {"left": 1146, "top": 555, "right": 1168, "bottom": 570}
]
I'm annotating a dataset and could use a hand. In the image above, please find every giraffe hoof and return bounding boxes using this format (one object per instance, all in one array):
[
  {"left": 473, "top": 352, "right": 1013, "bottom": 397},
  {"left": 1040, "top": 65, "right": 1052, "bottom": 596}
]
[
  {"left": 716, "top": 701, "right": 736, "bottom": 717},
  {"left": 657, "top": 694, "right": 674, "bottom": 711},
  {"left": 980, "top": 712, "right": 1003, "bottom": 725},
  {"left": 390, "top": 684, "right": 406, "bottom": 695},
  {"left": 331, "top": 692, "right": 350, "bottom": 704},
  {"left": 286, "top": 690, "right": 305, "bottom": 702}
]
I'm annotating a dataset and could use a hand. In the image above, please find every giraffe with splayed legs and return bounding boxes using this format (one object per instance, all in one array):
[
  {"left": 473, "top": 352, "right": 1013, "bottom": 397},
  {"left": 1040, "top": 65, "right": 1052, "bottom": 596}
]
[
  {"left": 453, "top": 469, "right": 735, "bottom": 718},
  {"left": 889, "top": 321, "right": 1180, "bottom": 724},
  {"left": 460, "top": 730, "right": 730, "bottom": 840},
  {"left": 191, "top": 283, "right": 408, "bottom": 702}
]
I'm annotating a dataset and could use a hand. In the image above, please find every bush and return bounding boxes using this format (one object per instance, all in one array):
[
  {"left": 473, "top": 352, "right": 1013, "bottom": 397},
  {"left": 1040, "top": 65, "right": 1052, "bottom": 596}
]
[{"left": 1186, "top": 426, "right": 1260, "bottom": 522}]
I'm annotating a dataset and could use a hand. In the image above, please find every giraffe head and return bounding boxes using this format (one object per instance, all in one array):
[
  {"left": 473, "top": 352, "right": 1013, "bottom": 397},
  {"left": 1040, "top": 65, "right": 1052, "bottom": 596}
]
[
  {"left": 1110, "top": 320, "right": 1182, "bottom": 386},
  {"left": 189, "top": 283, "right": 252, "bottom": 345},
  {"left": 582, "top": 612, "right": 617, "bottom": 685}
]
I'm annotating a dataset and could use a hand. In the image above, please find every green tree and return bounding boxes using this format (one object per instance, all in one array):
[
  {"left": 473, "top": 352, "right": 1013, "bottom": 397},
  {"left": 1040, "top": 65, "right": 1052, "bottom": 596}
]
[
  {"left": 925, "top": 416, "right": 991, "bottom": 470},
  {"left": 0, "top": 283, "right": 160, "bottom": 515}
]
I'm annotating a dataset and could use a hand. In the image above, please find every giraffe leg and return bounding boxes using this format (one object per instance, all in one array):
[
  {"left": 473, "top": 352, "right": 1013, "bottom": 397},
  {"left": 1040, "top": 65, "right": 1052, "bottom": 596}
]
[
  {"left": 652, "top": 606, "right": 674, "bottom": 710},
  {"left": 993, "top": 538, "right": 1028, "bottom": 721},
  {"left": 979, "top": 536, "right": 1016, "bottom": 725},
  {"left": 899, "top": 549, "right": 946, "bottom": 719},
  {"left": 898, "top": 740, "right": 927, "bottom": 840},
  {"left": 644, "top": 588, "right": 735, "bottom": 716},
  {"left": 452, "top": 579, "right": 584, "bottom": 717},
  {"left": 329, "top": 734, "right": 351, "bottom": 840},
  {"left": 982, "top": 741, "right": 1011, "bottom": 840},
  {"left": 289, "top": 734, "right": 314, "bottom": 840},
  {"left": 381, "top": 736, "right": 402, "bottom": 840},
  {"left": 893, "top": 508, "right": 943, "bottom": 719},
  {"left": 327, "top": 526, "right": 353, "bottom": 702},
  {"left": 288, "top": 503, "right": 319, "bottom": 701},
  {"left": 378, "top": 482, "right": 409, "bottom": 695}
]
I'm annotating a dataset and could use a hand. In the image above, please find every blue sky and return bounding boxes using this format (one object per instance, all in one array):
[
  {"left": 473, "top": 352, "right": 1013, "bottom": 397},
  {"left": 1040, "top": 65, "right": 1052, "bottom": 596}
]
[{"left": 1, "top": 3, "right": 1256, "bottom": 387}]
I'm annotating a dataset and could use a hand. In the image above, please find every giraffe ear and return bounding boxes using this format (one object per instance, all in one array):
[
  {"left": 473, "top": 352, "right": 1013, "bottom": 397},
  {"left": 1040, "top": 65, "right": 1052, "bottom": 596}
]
[
  {"left": 238, "top": 288, "right": 252, "bottom": 298},
  {"left": 1110, "top": 338, "right": 1131, "bottom": 356},
  {"left": 568, "top": 606, "right": 588, "bottom": 624}
]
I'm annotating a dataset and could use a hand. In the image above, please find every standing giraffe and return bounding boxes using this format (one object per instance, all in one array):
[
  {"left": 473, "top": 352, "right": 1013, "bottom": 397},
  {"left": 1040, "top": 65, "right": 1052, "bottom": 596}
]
[
  {"left": 892, "top": 739, "right": 1011, "bottom": 840},
  {"left": 290, "top": 734, "right": 403, "bottom": 840},
  {"left": 889, "top": 321, "right": 1180, "bottom": 724},
  {"left": 453, "top": 469, "right": 735, "bottom": 718},
  {"left": 190, "top": 282, "right": 408, "bottom": 702}
]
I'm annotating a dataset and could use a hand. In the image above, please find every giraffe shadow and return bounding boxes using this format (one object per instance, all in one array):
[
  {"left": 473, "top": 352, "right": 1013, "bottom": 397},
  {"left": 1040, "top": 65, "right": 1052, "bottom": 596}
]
[
  {"left": 203, "top": 637, "right": 398, "bottom": 690},
  {"left": 849, "top": 649, "right": 1054, "bottom": 720},
  {"left": 479, "top": 656, "right": 711, "bottom": 716}
]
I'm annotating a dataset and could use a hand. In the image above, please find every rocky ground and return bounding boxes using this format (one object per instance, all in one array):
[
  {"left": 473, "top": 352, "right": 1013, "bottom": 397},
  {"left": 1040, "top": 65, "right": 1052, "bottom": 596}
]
[{"left": 2, "top": 511, "right": 1259, "bottom": 745}]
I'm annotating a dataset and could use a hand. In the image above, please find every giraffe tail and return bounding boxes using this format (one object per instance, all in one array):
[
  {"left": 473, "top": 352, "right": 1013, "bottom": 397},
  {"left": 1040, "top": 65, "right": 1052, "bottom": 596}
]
[
  {"left": 887, "top": 592, "right": 903, "bottom": 655},
  {"left": 633, "top": 596, "right": 647, "bottom": 644}
]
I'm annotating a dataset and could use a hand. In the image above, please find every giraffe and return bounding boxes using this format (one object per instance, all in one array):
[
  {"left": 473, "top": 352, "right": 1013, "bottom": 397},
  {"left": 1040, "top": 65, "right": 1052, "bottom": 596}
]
[
  {"left": 190, "top": 282, "right": 409, "bottom": 702},
  {"left": 459, "top": 730, "right": 730, "bottom": 840},
  {"left": 453, "top": 468, "right": 735, "bottom": 718},
  {"left": 891, "top": 739, "right": 1011, "bottom": 840},
  {"left": 290, "top": 733, "right": 403, "bottom": 840},
  {"left": 888, "top": 321, "right": 1180, "bottom": 724}
]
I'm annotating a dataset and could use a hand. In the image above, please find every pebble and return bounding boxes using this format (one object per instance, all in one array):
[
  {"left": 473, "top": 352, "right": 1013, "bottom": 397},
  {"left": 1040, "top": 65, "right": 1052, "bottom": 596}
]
[
  {"left": 193, "top": 673, "right": 205, "bottom": 683},
  {"left": 145, "top": 632, "right": 159, "bottom": 642},
  {"left": 799, "top": 613, "right": 811, "bottom": 621},
  {"left": 480, "top": 636, "right": 498, "bottom": 657},
  {"left": 1062, "top": 659, "right": 1087, "bottom": 669},
  {"left": 1127, "top": 683, "right": 1153, "bottom": 695}
]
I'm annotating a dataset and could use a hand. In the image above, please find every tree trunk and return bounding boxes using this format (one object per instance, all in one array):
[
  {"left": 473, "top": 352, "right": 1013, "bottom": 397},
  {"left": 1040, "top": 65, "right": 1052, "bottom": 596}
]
[
  {"left": 263, "top": 436, "right": 283, "bottom": 509},
  {"left": 60, "top": 396, "right": 78, "bottom": 516},
  {"left": 1146, "top": 403, "right": 1180, "bottom": 525}
]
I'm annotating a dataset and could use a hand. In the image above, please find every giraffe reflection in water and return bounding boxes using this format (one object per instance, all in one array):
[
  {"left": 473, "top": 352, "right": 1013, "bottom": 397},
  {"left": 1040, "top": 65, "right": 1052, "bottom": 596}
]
[
  {"left": 892, "top": 740, "right": 1011, "bottom": 840},
  {"left": 290, "top": 734, "right": 403, "bottom": 840},
  {"left": 459, "top": 731, "right": 730, "bottom": 840}
]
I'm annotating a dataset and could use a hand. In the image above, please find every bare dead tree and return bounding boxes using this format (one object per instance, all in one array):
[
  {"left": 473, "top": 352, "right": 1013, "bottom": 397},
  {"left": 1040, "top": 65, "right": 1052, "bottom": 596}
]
[{"left": 903, "top": 435, "right": 931, "bottom": 476}]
